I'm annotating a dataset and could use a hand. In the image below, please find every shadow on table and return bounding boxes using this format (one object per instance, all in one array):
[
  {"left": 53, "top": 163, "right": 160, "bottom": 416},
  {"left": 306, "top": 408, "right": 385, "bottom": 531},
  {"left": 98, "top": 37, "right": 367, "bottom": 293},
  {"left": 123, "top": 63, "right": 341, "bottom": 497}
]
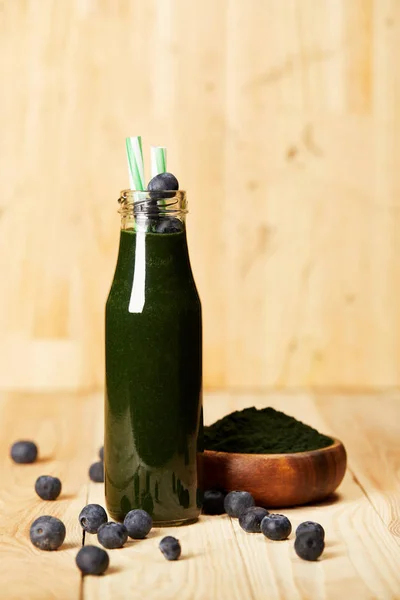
[
  {"left": 312, "top": 492, "right": 342, "bottom": 507},
  {"left": 106, "top": 566, "right": 123, "bottom": 575}
]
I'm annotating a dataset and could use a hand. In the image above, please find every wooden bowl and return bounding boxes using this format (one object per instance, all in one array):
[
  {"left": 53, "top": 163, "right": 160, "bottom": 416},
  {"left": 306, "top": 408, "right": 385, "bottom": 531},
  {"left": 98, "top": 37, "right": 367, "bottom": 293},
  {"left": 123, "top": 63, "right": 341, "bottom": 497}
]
[{"left": 201, "top": 438, "right": 347, "bottom": 507}]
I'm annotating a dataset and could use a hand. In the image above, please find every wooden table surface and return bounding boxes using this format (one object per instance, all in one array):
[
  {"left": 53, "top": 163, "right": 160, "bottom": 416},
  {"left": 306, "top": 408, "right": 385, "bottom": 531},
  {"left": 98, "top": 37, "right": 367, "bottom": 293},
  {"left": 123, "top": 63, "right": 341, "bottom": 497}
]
[{"left": 1, "top": 390, "right": 399, "bottom": 600}]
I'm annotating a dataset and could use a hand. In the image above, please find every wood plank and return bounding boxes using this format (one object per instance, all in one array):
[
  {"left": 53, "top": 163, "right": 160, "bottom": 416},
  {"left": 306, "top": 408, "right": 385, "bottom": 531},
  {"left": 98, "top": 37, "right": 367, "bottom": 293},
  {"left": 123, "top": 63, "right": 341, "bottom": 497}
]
[
  {"left": 211, "top": 392, "right": 400, "bottom": 600},
  {"left": 83, "top": 404, "right": 256, "bottom": 600},
  {"left": 1, "top": 1, "right": 400, "bottom": 390},
  {"left": 0, "top": 392, "right": 99, "bottom": 600},
  {"left": 315, "top": 392, "right": 400, "bottom": 543},
  {"left": 1, "top": 390, "right": 399, "bottom": 598},
  {"left": 84, "top": 391, "right": 400, "bottom": 599}
]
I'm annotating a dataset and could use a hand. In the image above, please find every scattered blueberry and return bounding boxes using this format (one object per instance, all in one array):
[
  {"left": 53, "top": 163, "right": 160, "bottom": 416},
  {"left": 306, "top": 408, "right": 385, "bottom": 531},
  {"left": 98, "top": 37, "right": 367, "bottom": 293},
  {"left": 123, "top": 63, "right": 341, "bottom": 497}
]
[
  {"left": 261, "top": 514, "right": 292, "bottom": 541},
  {"left": 99, "top": 446, "right": 104, "bottom": 461},
  {"left": 148, "top": 172, "right": 179, "bottom": 199},
  {"left": 35, "top": 476, "right": 62, "bottom": 501},
  {"left": 202, "top": 490, "right": 226, "bottom": 515},
  {"left": 124, "top": 509, "right": 152, "bottom": 539},
  {"left": 295, "top": 532, "right": 325, "bottom": 561},
  {"left": 239, "top": 507, "right": 270, "bottom": 533},
  {"left": 159, "top": 536, "right": 181, "bottom": 561},
  {"left": 10, "top": 440, "right": 38, "bottom": 464},
  {"left": 76, "top": 546, "right": 109, "bottom": 575},
  {"left": 224, "top": 491, "right": 255, "bottom": 518},
  {"left": 97, "top": 522, "right": 128, "bottom": 549},
  {"left": 296, "top": 521, "right": 325, "bottom": 541},
  {"left": 30, "top": 515, "right": 66, "bottom": 551},
  {"left": 155, "top": 217, "right": 183, "bottom": 234},
  {"left": 79, "top": 504, "right": 108, "bottom": 534},
  {"left": 89, "top": 461, "right": 104, "bottom": 483}
]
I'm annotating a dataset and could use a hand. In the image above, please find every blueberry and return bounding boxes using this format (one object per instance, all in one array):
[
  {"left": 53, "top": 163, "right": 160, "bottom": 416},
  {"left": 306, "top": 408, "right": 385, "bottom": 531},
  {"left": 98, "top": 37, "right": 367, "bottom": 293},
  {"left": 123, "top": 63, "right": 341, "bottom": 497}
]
[
  {"left": 79, "top": 504, "right": 108, "bottom": 534},
  {"left": 35, "top": 476, "right": 62, "bottom": 501},
  {"left": 296, "top": 521, "right": 325, "bottom": 541},
  {"left": 261, "top": 514, "right": 292, "bottom": 541},
  {"left": 224, "top": 491, "right": 255, "bottom": 518},
  {"left": 76, "top": 546, "right": 109, "bottom": 575},
  {"left": 295, "top": 532, "right": 325, "bottom": 561},
  {"left": 124, "top": 509, "right": 152, "bottom": 539},
  {"left": 202, "top": 490, "right": 226, "bottom": 515},
  {"left": 155, "top": 218, "right": 183, "bottom": 234},
  {"left": 148, "top": 172, "right": 179, "bottom": 199},
  {"left": 159, "top": 536, "right": 181, "bottom": 561},
  {"left": 239, "top": 507, "right": 270, "bottom": 533},
  {"left": 97, "top": 522, "right": 128, "bottom": 549},
  {"left": 10, "top": 440, "right": 38, "bottom": 464},
  {"left": 99, "top": 446, "right": 104, "bottom": 461},
  {"left": 89, "top": 461, "right": 104, "bottom": 483},
  {"left": 30, "top": 516, "right": 66, "bottom": 551}
]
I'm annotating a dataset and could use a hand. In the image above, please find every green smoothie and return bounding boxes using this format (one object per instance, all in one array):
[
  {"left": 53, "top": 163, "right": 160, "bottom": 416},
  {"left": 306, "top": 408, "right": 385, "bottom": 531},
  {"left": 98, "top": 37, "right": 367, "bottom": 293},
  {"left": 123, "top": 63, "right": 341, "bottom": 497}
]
[{"left": 105, "top": 226, "right": 203, "bottom": 524}]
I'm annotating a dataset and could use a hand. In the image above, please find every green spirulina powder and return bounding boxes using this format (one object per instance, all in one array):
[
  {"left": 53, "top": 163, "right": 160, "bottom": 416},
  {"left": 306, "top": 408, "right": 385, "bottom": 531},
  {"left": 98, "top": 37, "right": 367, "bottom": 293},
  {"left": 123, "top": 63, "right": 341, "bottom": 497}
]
[{"left": 204, "top": 407, "right": 333, "bottom": 454}]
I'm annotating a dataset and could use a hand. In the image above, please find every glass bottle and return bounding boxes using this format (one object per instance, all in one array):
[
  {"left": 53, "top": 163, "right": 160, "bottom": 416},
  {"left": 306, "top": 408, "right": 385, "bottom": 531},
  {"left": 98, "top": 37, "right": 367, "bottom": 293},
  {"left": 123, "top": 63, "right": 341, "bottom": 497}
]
[{"left": 105, "top": 190, "right": 203, "bottom": 525}]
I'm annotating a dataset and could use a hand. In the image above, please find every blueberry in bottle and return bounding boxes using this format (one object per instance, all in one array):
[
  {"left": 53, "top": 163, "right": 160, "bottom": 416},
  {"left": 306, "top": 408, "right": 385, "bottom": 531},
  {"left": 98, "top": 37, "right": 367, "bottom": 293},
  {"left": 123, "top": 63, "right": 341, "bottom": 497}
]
[
  {"left": 155, "top": 218, "right": 183, "bottom": 234},
  {"left": 147, "top": 172, "right": 179, "bottom": 200},
  {"left": 147, "top": 172, "right": 182, "bottom": 232}
]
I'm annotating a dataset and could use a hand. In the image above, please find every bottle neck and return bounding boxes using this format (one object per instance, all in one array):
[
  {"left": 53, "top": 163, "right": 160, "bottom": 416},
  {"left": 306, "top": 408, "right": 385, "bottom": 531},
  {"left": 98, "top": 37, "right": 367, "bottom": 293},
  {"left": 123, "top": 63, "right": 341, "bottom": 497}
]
[
  {"left": 118, "top": 189, "right": 187, "bottom": 232},
  {"left": 115, "top": 209, "right": 193, "bottom": 314}
]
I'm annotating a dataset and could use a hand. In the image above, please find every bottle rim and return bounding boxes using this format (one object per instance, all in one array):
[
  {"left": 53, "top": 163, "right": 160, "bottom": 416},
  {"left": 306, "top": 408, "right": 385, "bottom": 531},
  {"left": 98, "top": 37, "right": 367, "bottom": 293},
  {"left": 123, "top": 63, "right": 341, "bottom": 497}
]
[{"left": 118, "top": 189, "right": 188, "bottom": 216}]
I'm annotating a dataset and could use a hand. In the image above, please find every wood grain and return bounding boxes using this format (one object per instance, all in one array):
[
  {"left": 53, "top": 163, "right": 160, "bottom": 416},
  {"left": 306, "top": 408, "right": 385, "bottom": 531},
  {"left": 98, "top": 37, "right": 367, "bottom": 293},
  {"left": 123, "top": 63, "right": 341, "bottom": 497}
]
[
  {"left": 1, "top": 1, "right": 400, "bottom": 390},
  {"left": 1, "top": 390, "right": 400, "bottom": 599},
  {"left": 0, "top": 392, "right": 97, "bottom": 600},
  {"left": 315, "top": 392, "right": 400, "bottom": 544}
]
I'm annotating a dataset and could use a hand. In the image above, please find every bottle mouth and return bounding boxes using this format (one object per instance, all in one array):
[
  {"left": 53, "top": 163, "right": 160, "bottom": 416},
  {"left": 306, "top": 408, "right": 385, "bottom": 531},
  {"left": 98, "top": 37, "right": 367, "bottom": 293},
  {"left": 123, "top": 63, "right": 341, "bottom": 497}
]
[{"left": 118, "top": 190, "right": 187, "bottom": 216}]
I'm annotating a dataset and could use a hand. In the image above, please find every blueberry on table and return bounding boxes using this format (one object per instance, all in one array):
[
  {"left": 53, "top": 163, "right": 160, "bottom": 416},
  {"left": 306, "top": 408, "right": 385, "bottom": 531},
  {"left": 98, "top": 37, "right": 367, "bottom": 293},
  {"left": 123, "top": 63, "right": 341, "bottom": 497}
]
[
  {"left": 76, "top": 546, "right": 109, "bottom": 575},
  {"left": 147, "top": 172, "right": 179, "bottom": 201},
  {"left": 97, "top": 522, "right": 128, "bottom": 549},
  {"left": 296, "top": 521, "right": 325, "bottom": 541},
  {"left": 99, "top": 446, "right": 104, "bottom": 461},
  {"left": 202, "top": 490, "right": 226, "bottom": 515},
  {"left": 155, "top": 218, "right": 184, "bottom": 234},
  {"left": 239, "top": 507, "right": 269, "bottom": 533},
  {"left": 224, "top": 491, "right": 255, "bottom": 518},
  {"left": 159, "top": 536, "right": 181, "bottom": 561},
  {"left": 124, "top": 509, "right": 152, "bottom": 539},
  {"left": 89, "top": 461, "right": 104, "bottom": 483},
  {"left": 30, "top": 516, "right": 66, "bottom": 551},
  {"left": 79, "top": 504, "right": 108, "bottom": 534},
  {"left": 261, "top": 514, "right": 292, "bottom": 541},
  {"left": 295, "top": 532, "right": 325, "bottom": 561},
  {"left": 35, "top": 475, "right": 62, "bottom": 501},
  {"left": 10, "top": 441, "right": 38, "bottom": 464}
]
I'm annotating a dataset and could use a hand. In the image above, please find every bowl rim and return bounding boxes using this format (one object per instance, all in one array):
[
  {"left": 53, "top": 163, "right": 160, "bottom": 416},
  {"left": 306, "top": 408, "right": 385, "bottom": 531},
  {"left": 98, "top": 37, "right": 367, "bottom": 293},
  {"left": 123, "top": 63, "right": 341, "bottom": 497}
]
[{"left": 203, "top": 437, "right": 345, "bottom": 460}]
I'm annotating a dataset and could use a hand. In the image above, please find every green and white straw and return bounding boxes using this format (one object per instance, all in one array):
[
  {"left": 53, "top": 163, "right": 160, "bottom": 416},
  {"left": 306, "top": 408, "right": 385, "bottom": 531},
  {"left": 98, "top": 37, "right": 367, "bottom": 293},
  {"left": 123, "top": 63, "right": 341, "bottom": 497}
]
[
  {"left": 150, "top": 146, "right": 167, "bottom": 178},
  {"left": 126, "top": 136, "right": 145, "bottom": 190}
]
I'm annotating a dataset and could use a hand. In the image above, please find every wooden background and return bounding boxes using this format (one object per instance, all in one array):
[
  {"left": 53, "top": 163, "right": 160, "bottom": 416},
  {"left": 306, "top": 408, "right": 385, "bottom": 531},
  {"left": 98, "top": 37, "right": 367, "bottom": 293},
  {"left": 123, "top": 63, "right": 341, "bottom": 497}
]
[{"left": 1, "top": 0, "right": 399, "bottom": 392}]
